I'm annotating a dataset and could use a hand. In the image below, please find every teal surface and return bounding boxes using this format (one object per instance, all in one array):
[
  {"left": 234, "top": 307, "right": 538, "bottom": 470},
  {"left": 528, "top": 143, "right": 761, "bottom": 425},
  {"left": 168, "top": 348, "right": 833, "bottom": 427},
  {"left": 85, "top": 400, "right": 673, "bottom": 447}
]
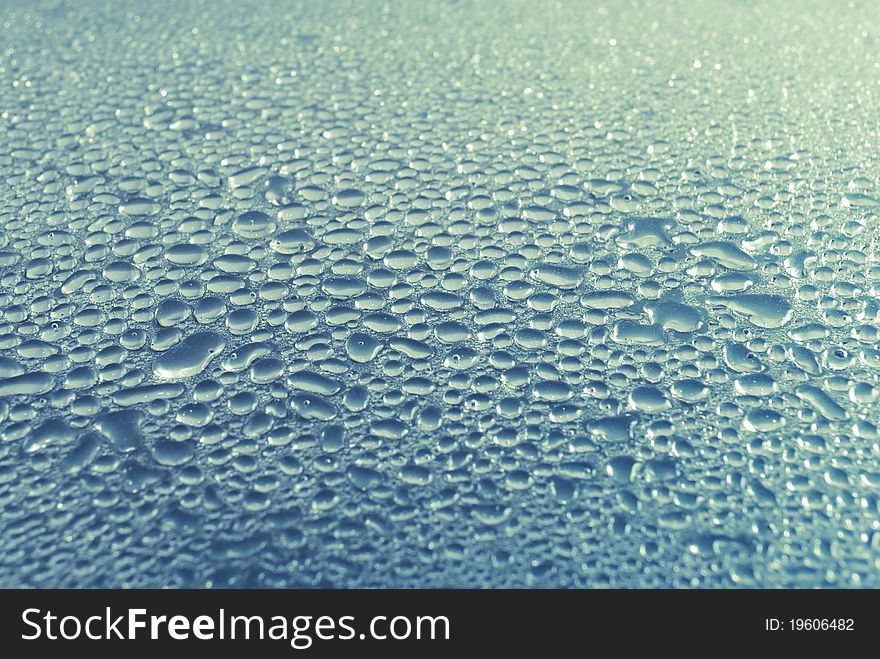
[{"left": 1, "top": 0, "right": 880, "bottom": 587}]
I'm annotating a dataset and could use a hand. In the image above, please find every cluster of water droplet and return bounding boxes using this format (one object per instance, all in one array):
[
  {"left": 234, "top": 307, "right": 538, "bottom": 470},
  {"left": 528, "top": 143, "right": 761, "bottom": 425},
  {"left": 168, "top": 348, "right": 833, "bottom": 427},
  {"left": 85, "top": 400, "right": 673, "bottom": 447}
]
[{"left": 2, "top": 0, "right": 880, "bottom": 587}]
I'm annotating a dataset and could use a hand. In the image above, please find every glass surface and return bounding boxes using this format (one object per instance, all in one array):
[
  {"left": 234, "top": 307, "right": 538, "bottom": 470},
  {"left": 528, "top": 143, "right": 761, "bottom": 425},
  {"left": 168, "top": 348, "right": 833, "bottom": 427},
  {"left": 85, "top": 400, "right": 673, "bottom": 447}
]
[{"left": 1, "top": 0, "right": 878, "bottom": 588}]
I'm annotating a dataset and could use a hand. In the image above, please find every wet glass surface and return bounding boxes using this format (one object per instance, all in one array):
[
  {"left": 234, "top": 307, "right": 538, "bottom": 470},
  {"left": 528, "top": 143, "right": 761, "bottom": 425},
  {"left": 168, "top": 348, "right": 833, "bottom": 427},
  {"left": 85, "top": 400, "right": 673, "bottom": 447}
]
[{"left": 1, "top": 0, "right": 880, "bottom": 587}]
